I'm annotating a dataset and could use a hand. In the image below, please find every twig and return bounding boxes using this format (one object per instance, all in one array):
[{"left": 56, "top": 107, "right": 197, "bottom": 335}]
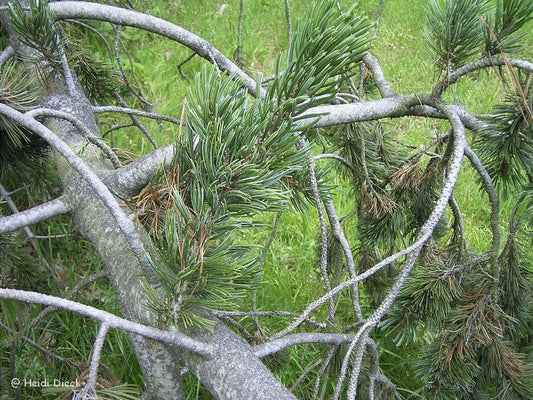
[
  {"left": 177, "top": 52, "right": 196, "bottom": 81},
  {"left": 313, "top": 346, "right": 336, "bottom": 400},
  {"left": 289, "top": 358, "right": 322, "bottom": 393},
  {"left": 324, "top": 198, "right": 364, "bottom": 322},
  {"left": 0, "top": 185, "right": 60, "bottom": 280},
  {"left": 112, "top": 91, "right": 158, "bottom": 149},
  {"left": 30, "top": 270, "right": 108, "bottom": 328},
  {"left": 299, "top": 138, "right": 336, "bottom": 321},
  {"left": 463, "top": 145, "right": 500, "bottom": 289},
  {"left": 212, "top": 310, "right": 326, "bottom": 330},
  {"left": 448, "top": 193, "right": 466, "bottom": 254},
  {"left": 237, "top": 0, "right": 244, "bottom": 68},
  {"left": 63, "top": 19, "right": 114, "bottom": 56},
  {"left": 333, "top": 330, "right": 368, "bottom": 400},
  {"left": 0, "top": 321, "right": 85, "bottom": 370},
  {"left": 252, "top": 211, "right": 282, "bottom": 332},
  {"left": 253, "top": 332, "right": 357, "bottom": 358},
  {"left": 113, "top": 25, "right": 152, "bottom": 110},
  {"left": 83, "top": 322, "right": 109, "bottom": 395},
  {"left": 313, "top": 153, "right": 357, "bottom": 173},
  {"left": 283, "top": 0, "right": 292, "bottom": 49},
  {"left": 27, "top": 108, "right": 122, "bottom": 168},
  {"left": 345, "top": 332, "right": 368, "bottom": 400},
  {"left": 93, "top": 105, "right": 181, "bottom": 125}
]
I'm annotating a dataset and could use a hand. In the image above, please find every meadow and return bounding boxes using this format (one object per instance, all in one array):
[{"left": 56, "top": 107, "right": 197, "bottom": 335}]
[{"left": 2, "top": 0, "right": 531, "bottom": 399}]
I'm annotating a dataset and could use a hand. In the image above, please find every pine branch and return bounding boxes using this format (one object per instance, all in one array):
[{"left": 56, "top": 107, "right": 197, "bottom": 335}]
[
  {"left": 299, "top": 93, "right": 434, "bottom": 128},
  {"left": 433, "top": 55, "right": 533, "bottom": 95},
  {"left": 102, "top": 144, "right": 175, "bottom": 197},
  {"left": 0, "top": 195, "right": 70, "bottom": 234},
  {"left": 0, "top": 44, "right": 14, "bottom": 64},
  {"left": 253, "top": 332, "right": 357, "bottom": 358},
  {"left": 0, "top": 288, "right": 215, "bottom": 357},
  {"left": 48, "top": 1, "right": 264, "bottom": 98}
]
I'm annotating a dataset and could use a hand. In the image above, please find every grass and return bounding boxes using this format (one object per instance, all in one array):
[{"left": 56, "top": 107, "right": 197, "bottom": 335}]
[{"left": 1, "top": 0, "right": 531, "bottom": 399}]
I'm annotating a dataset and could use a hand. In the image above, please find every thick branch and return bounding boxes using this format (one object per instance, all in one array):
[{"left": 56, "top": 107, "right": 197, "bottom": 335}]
[
  {"left": 0, "top": 197, "right": 70, "bottom": 234},
  {"left": 102, "top": 144, "right": 176, "bottom": 197},
  {"left": 300, "top": 94, "right": 432, "bottom": 127},
  {"left": 179, "top": 319, "right": 297, "bottom": 400}
]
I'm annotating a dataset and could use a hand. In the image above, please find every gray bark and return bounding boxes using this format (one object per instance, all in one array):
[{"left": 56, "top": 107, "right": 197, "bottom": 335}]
[
  {"left": 43, "top": 87, "right": 296, "bottom": 399},
  {"left": 180, "top": 320, "right": 298, "bottom": 400},
  {"left": 0, "top": 3, "right": 298, "bottom": 397},
  {"left": 43, "top": 86, "right": 187, "bottom": 400}
]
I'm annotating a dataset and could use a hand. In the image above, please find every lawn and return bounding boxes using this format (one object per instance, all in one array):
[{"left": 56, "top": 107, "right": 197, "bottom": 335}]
[{"left": 2, "top": 0, "right": 530, "bottom": 399}]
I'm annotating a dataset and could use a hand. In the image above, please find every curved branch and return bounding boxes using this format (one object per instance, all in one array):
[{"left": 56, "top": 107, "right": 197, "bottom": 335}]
[
  {"left": 0, "top": 288, "right": 214, "bottom": 357},
  {"left": 253, "top": 332, "right": 355, "bottom": 358},
  {"left": 48, "top": 1, "right": 263, "bottom": 97},
  {"left": 0, "top": 196, "right": 70, "bottom": 234},
  {"left": 313, "top": 153, "right": 357, "bottom": 173},
  {"left": 434, "top": 56, "right": 533, "bottom": 95},
  {"left": 27, "top": 107, "right": 121, "bottom": 168},
  {"left": 363, "top": 53, "right": 393, "bottom": 97},
  {"left": 299, "top": 93, "right": 431, "bottom": 127},
  {"left": 93, "top": 105, "right": 181, "bottom": 125},
  {"left": 273, "top": 103, "right": 466, "bottom": 339}
]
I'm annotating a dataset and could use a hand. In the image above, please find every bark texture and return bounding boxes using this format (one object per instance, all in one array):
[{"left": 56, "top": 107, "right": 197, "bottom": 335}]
[{"left": 0, "top": 3, "right": 298, "bottom": 396}]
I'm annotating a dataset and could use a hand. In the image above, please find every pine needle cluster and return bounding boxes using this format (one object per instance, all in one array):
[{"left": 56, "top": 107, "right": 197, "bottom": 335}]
[{"left": 141, "top": 1, "right": 372, "bottom": 329}]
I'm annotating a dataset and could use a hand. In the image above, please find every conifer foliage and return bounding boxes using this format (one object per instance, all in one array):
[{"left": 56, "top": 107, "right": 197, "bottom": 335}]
[{"left": 0, "top": 0, "right": 532, "bottom": 399}]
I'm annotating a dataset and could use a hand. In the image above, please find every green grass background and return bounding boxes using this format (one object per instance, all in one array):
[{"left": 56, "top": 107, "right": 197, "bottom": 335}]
[{"left": 2, "top": 0, "right": 531, "bottom": 399}]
